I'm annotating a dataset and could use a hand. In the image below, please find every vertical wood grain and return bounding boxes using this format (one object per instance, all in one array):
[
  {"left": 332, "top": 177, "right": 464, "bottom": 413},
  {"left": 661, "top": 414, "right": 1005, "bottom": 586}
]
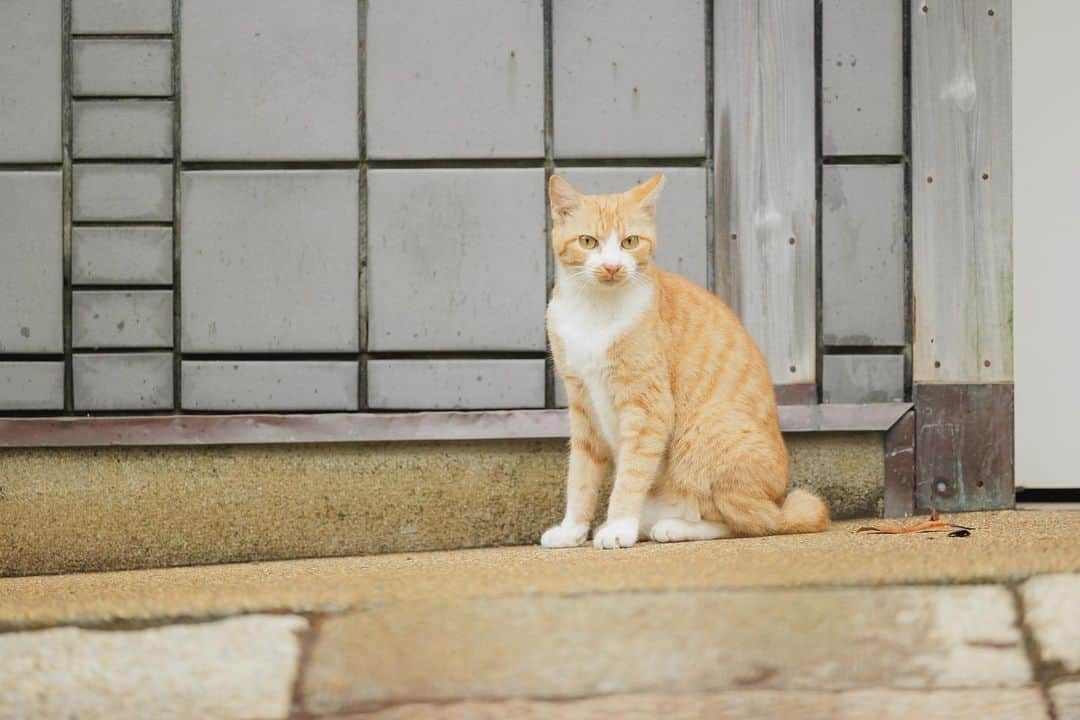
[
  {"left": 715, "top": 0, "right": 816, "bottom": 386},
  {"left": 912, "top": 0, "right": 1012, "bottom": 382}
]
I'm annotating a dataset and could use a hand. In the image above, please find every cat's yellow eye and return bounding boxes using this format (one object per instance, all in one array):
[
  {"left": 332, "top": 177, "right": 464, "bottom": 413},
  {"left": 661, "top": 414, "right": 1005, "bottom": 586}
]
[
  {"left": 622, "top": 235, "right": 641, "bottom": 250},
  {"left": 578, "top": 235, "right": 598, "bottom": 250}
]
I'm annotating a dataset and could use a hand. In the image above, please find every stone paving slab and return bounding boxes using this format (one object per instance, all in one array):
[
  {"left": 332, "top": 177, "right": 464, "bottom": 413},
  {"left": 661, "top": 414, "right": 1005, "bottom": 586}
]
[
  {"left": 0, "top": 615, "right": 306, "bottom": 720},
  {"left": 301, "top": 586, "right": 1030, "bottom": 713},
  {"left": 2, "top": 511, "right": 1078, "bottom": 629},
  {"left": 1051, "top": 681, "right": 1080, "bottom": 720},
  {"left": 335, "top": 688, "right": 1050, "bottom": 720},
  {"left": 1021, "top": 574, "right": 1080, "bottom": 673}
]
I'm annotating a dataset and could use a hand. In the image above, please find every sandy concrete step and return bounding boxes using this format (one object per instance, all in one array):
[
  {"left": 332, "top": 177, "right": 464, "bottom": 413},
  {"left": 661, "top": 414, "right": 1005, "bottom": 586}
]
[
  {"left": 1, "top": 511, "right": 1078, "bottom": 719},
  {"left": 4, "top": 511, "right": 1078, "bottom": 629},
  {"left": 0, "top": 433, "right": 884, "bottom": 576}
]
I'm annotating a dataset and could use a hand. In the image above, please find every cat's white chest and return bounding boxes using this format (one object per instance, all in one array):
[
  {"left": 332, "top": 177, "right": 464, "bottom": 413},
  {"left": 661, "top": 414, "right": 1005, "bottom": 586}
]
[{"left": 548, "top": 282, "right": 653, "bottom": 451}]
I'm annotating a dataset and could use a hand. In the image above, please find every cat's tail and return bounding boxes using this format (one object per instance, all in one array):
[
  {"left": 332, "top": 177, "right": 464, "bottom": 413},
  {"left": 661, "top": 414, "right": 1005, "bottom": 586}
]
[{"left": 777, "top": 488, "right": 830, "bottom": 534}]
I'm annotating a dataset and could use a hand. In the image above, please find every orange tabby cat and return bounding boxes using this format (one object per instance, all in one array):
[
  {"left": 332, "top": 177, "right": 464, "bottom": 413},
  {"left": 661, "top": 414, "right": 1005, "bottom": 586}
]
[{"left": 542, "top": 174, "right": 829, "bottom": 550}]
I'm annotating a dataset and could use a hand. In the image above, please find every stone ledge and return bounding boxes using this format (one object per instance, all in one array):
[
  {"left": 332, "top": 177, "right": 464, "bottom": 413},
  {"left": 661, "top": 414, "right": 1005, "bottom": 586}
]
[{"left": 0, "top": 433, "right": 883, "bottom": 577}]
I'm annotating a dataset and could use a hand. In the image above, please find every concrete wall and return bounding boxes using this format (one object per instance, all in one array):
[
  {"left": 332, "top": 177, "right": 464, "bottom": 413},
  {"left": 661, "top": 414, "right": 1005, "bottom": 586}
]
[{"left": 1014, "top": 0, "right": 1080, "bottom": 490}]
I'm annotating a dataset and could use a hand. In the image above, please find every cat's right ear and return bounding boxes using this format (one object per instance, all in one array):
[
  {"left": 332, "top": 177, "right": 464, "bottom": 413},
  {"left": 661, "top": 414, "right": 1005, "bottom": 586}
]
[{"left": 549, "top": 175, "right": 582, "bottom": 221}]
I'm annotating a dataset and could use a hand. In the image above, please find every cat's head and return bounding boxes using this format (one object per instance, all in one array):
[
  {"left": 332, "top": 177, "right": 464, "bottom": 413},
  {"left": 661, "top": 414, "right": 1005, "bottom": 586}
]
[{"left": 548, "top": 173, "right": 665, "bottom": 289}]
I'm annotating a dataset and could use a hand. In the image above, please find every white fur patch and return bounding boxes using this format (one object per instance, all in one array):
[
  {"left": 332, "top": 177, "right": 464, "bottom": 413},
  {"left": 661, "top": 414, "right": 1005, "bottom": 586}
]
[
  {"left": 540, "top": 522, "right": 589, "bottom": 548},
  {"left": 593, "top": 517, "right": 640, "bottom": 549},
  {"left": 649, "top": 518, "right": 730, "bottom": 543},
  {"left": 548, "top": 265, "right": 653, "bottom": 452},
  {"left": 592, "top": 230, "right": 628, "bottom": 271},
  {"left": 640, "top": 493, "right": 702, "bottom": 533}
]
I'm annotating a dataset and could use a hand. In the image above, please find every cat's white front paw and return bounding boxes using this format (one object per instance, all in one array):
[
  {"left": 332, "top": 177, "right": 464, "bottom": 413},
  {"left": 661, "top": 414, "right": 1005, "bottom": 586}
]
[
  {"left": 593, "top": 517, "right": 640, "bottom": 549},
  {"left": 541, "top": 522, "right": 589, "bottom": 548}
]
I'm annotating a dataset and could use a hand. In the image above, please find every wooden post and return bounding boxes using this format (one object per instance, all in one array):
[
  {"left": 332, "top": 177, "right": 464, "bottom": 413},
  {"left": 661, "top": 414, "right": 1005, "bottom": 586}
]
[{"left": 911, "top": 0, "right": 1014, "bottom": 511}]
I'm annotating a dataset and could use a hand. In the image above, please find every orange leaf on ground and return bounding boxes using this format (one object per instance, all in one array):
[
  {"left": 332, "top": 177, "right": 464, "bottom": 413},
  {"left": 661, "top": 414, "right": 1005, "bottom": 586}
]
[{"left": 856, "top": 512, "right": 974, "bottom": 535}]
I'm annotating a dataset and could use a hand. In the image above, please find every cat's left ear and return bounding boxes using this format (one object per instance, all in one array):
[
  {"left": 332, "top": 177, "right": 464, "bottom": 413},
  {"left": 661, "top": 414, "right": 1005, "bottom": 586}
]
[
  {"left": 549, "top": 175, "right": 583, "bottom": 221},
  {"left": 625, "top": 173, "right": 666, "bottom": 217}
]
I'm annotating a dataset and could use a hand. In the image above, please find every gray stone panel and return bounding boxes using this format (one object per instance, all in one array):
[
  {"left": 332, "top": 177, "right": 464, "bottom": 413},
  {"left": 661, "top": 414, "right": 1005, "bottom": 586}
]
[
  {"left": 0, "top": 0, "right": 62, "bottom": 162},
  {"left": 822, "top": 164, "right": 905, "bottom": 346},
  {"left": 553, "top": 0, "right": 706, "bottom": 158},
  {"left": 72, "top": 227, "right": 173, "bottom": 286},
  {"left": 822, "top": 355, "right": 905, "bottom": 404},
  {"left": 0, "top": 172, "right": 63, "bottom": 354},
  {"left": 73, "top": 353, "right": 173, "bottom": 411},
  {"left": 554, "top": 374, "right": 568, "bottom": 408},
  {"left": 73, "top": 100, "right": 174, "bottom": 159},
  {"left": 180, "top": 170, "right": 359, "bottom": 352},
  {"left": 0, "top": 363, "right": 65, "bottom": 411},
  {"left": 822, "top": 0, "right": 903, "bottom": 156},
  {"left": 368, "top": 360, "right": 546, "bottom": 410},
  {"left": 72, "top": 39, "right": 173, "bottom": 97},
  {"left": 555, "top": 167, "right": 708, "bottom": 288},
  {"left": 73, "top": 164, "right": 173, "bottom": 222},
  {"left": 72, "top": 290, "right": 173, "bottom": 349},
  {"left": 367, "top": 168, "right": 546, "bottom": 352},
  {"left": 72, "top": 0, "right": 172, "bottom": 34},
  {"left": 181, "top": 361, "right": 359, "bottom": 412},
  {"left": 366, "top": 0, "right": 543, "bottom": 159},
  {"left": 181, "top": 0, "right": 358, "bottom": 161}
]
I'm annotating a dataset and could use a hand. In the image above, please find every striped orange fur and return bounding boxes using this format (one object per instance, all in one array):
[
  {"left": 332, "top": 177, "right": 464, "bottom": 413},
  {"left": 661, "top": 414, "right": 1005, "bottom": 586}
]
[{"left": 541, "top": 174, "right": 829, "bottom": 550}]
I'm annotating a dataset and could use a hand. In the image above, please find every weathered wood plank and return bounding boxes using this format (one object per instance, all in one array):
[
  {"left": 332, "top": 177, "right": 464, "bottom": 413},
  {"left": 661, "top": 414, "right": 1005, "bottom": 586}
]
[
  {"left": 912, "top": 0, "right": 1013, "bottom": 382},
  {"left": 884, "top": 410, "right": 916, "bottom": 517},
  {"left": 823, "top": 164, "right": 906, "bottom": 346},
  {"left": 914, "top": 383, "right": 1014, "bottom": 513},
  {"left": 715, "top": 0, "right": 816, "bottom": 387},
  {"left": 774, "top": 382, "right": 816, "bottom": 406},
  {"left": 0, "top": 404, "right": 913, "bottom": 448},
  {"left": 823, "top": 355, "right": 904, "bottom": 404},
  {"left": 822, "top": 0, "right": 904, "bottom": 155}
]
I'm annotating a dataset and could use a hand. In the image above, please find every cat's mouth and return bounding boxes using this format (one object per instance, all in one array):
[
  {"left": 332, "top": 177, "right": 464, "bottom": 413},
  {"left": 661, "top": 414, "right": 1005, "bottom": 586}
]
[
  {"left": 592, "top": 265, "right": 629, "bottom": 286},
  {"left": 594, "top": 272, "right": 628, "bottom": 286}
]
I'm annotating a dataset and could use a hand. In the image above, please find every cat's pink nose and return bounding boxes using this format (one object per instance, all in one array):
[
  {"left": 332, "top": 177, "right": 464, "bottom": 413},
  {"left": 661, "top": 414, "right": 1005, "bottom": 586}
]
[{"left": 602, "top": 263, "right": 622, "bottom": 277}]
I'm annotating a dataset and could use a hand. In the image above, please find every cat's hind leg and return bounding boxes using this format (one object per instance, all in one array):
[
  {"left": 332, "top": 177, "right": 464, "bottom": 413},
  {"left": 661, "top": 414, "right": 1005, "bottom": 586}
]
[
  {"left": 640, "top": 492, "right": 731, "bottom": 543},
  {"left": 649, "top": 518, "right": 730, "bottom": 543}
]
